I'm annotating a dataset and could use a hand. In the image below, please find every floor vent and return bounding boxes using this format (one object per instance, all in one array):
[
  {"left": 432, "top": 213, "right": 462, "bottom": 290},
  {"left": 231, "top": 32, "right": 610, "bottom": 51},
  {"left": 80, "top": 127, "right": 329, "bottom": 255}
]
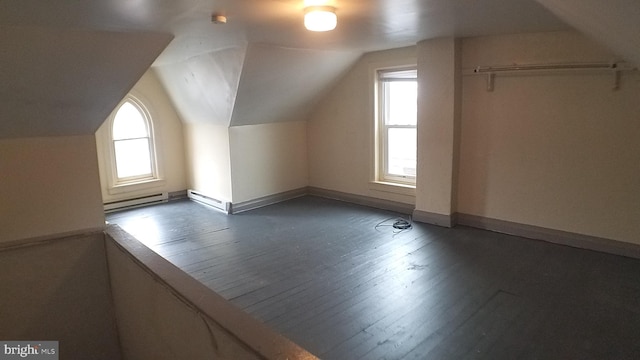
[
  {"left": 104, "top": 193, "right": 168, "bottom": 212},
  {"left": 187, "top": 190, "right": 229, "bottom": 213}
]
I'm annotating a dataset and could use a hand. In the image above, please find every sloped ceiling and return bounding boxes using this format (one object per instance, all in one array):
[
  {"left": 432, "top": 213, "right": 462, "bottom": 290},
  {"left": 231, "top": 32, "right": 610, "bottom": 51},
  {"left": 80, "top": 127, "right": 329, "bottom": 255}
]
[
  {"left": 154, "top": 46, "right": 247, "bottom": 126},
  {"left": 0, "top": 26, "right": 171, "bottom": 139},
  {"left": 153, "top": 0, "right": 572, "bottom": 128},
  {"left": 535, "top": 0, "right": 640, "bottom": 66},
  {"left": 230, "top": 44, "right": 360, "bottom": 126},
  {"left": 10, "top": 0, "right": 640, "bottom": 137}
]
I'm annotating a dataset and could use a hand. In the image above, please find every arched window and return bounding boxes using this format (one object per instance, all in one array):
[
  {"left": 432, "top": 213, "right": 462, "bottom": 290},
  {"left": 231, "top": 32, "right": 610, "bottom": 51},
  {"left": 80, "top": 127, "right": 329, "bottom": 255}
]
[{"left": 110, "top": 97, "right": 158, "bottom": 185}]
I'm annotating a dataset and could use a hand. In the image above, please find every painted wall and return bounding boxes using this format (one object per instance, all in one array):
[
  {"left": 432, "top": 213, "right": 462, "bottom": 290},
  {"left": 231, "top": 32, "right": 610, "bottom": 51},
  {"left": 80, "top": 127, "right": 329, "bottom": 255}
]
[
  {"left": 184, "top": 123, "right": 233, "bottom": 203},
  {"left": 307, "top": 47, "right": 417, "bottom": 205},
  {"left": 105, "top": 226, "right": 315, "bottom": 360},
  {"left": 414, "top": 38, "right": 461, "bottom": 218},
  {"left": 458, "top": 31, "right": 640, "bottom": 244},
  {"left": 308, "top": 31, "right": 639, "bottom": 245},
  {"left": 229, "top": 121, "right": 308, "bottom": 204},
  {"left": 0, "top": 233, "right": 121, "bottom": 359},
  {"left": 95, "top": 69, "right": 187, "bottom": 203},
  {"left": 106, "top": 236, "right": 260, "bottom": 359},
  {"left": 0, "top": 135, "right": 104, "bottom": 242}
]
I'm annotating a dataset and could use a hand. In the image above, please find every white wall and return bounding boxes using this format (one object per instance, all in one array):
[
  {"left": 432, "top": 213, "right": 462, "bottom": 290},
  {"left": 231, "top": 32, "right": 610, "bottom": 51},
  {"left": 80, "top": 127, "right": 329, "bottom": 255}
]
[
  {"left": 458, "top": 31, "right": 640, "bottom": 244},
  {"left": 95, "top": 69, "right": 187, "bottom": 203},
  {"left": 0, "top": 135, "right": 104, "bottom": 242},
  {"left": 0, "top": 233, "right": 121, "bottom": 359},
  {"left": 307, "top": 47, "right": 417, "bottom": 205},
  {"left": 106, "top": 232, "right": 261, "bottom": 360},
  {"left": 229, "top": 121, "right": 308, "bottom": 203},
  {"left": 184, "top": 123, "right": 233, "bottom": 203},
  {"left": 105, "top": 225, "right": 316, "bottom": 360},
  {"left": 308, "top": 31, "right": 640, "bottom": 246},
  {"left": 414, "top": 38, "right": 461, "bottom": 218}
]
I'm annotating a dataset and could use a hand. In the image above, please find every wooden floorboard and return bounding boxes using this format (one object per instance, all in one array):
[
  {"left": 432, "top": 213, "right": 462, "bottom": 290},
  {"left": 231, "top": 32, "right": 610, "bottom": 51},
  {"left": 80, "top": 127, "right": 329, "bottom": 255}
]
[
  {"left": 106, "top": 196, "right": 640, "bottom": 359},
  {"left": 246, "top": 236, "right": 443, "bottom": 326}
]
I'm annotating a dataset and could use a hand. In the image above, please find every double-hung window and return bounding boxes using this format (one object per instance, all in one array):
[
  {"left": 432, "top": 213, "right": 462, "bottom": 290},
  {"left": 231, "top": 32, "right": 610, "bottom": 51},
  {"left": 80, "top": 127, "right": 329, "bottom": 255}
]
[{"left": 377, "top": 68, "right": 417, "bottom": 185}]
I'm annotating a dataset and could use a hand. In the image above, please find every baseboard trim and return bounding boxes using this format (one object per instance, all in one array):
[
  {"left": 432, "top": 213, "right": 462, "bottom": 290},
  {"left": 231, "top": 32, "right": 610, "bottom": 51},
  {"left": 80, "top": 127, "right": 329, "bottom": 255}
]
[
  {"left": 412, "top": 210, "right": 457, "bottom": 228},
  {"left": 230, "top": 188, "right": 308, "bottom": 214},
  {"left": 0, "top": 227, "right": 105, "bottom": 252},
  {"left": 180, "top": 187, "right": 640, "bottom": 259},
  {"left": 308, "top": 187, "right": 414, "bottom": 215},
  {"left": 457, "top": 213, "right": 640, "bottom": 259}
]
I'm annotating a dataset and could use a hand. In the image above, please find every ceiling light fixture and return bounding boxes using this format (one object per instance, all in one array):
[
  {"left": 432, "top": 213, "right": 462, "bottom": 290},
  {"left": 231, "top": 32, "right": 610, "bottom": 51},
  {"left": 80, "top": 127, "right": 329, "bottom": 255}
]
[
  {"left": 211, "top": 14, "right": 227, "bottom": 24},
  {"left": 304, "top": 6, "right": 337, "bottom": 32}
]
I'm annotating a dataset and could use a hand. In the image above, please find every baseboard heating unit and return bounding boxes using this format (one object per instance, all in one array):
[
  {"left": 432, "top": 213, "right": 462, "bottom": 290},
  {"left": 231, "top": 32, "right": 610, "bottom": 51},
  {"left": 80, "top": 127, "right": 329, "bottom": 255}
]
[
  {"left": 104, "top": 193, "right": 168, "bottom": 212},
  {"left": 187, "top": 190, "right": 230, "bottom": 213}
]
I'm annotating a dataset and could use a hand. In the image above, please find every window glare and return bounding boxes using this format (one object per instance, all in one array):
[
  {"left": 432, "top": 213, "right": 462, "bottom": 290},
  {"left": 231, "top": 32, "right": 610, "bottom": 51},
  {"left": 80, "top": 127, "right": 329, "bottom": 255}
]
[
  {"left": 387, "top": 128, "right": 417, "bottom": 177},
  {"left": 386, "top": 81, "right": 417, "bottom": 126},
  {"left": 113, "top": 102, "right": 148, "bottom": 140},
  {"left": 114, "top": 138, "right": 152, "bottom": 178}
]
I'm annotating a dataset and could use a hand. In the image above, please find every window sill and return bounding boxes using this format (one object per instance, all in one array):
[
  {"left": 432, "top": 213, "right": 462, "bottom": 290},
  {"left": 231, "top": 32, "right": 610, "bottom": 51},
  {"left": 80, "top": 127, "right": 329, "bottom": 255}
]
[
  {"left": 108, "top": 178, "right": 165, "bottom": 195},
  {"left": 369, "top": 181, "right": 416, "bottom": 197}
]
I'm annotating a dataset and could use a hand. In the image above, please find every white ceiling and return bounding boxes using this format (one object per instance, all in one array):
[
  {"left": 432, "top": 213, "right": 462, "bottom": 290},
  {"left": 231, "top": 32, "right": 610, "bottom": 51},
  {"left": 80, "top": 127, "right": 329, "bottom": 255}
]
[
  {"left": 0, "top": 0, "right": 569, "bottom": 62},
  {"left": 1, "top": 0, "right": 636, "bottom": 137},
  {"left": 0, "top": 26, "right": 171, "bottom": 138},
  {"left": 535, "top": 0, "right": 640, "bottom": 66}
]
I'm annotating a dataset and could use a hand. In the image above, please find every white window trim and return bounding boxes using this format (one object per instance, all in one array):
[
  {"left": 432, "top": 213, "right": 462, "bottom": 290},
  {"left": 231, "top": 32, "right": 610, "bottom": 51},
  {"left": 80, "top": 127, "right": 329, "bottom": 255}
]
[
  {"left": 373, "top": 65, "right": 418, "bottom": 189},
  {"left": 102, "top": 94, "right": 164, "bottom": 195},
  {"left": 368, "top": 180, "right": 416, "bottom": 197}
]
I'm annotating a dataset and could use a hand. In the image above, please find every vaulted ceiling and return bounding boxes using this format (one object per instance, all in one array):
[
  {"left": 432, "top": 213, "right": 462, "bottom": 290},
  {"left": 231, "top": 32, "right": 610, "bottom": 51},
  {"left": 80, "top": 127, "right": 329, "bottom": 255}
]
[{"left": 0, "top": 0, "right": 638, "bottom": 138}]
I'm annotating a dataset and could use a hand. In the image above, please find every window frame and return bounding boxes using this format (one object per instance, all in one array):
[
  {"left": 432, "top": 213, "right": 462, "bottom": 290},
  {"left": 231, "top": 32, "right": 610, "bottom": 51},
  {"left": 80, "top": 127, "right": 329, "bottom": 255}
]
[
  {"left": 376, "top": 67, "right": 418, "bottom": 186},
  {"left": 104, "top": 95, "right": 163, "bottom": 193}
]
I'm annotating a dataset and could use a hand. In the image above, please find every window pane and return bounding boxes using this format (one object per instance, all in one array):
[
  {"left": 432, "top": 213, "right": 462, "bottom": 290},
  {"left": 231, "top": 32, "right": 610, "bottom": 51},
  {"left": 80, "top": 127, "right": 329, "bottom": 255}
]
[
  {"left": 386, "top": 81, "right": 417, "bottom": 126},
  {"left": 387, "top": 128, "right": 416, "bottom": 177},
  {"left": 114, "top": 138, "right": 152, "bottom": 178},
  {"left": 113, "top": 102, "right": 148, "bottom": 140}
]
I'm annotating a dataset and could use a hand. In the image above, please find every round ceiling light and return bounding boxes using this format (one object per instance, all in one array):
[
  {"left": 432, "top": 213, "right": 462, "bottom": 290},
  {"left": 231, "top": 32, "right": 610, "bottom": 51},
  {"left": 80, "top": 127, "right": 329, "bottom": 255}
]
[
  {"left": 304, "top": 6, "right": 337, "bottom": 32},
  {"left": 211, "top": 14, "right": 227, "bottom": 24}
]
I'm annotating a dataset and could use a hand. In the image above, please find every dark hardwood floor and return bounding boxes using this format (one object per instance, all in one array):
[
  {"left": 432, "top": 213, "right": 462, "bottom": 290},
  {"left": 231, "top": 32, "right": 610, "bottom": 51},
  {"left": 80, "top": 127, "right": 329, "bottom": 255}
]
[{"left": 106, "top": 196, "right": 640, "bottom": 359}]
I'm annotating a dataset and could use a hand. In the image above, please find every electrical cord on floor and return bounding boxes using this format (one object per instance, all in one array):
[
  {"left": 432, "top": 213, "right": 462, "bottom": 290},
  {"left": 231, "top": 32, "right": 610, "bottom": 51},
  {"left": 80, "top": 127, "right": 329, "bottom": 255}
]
[
  {"left": 392, "top": 218, "right": 412, "bottom": 230},
  {"left": 375, "top": 216, "right": 413, "bottom": 235}
]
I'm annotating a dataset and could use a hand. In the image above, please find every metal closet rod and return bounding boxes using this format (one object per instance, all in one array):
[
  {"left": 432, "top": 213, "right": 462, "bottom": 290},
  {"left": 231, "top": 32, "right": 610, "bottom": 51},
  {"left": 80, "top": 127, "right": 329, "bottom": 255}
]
[
  {"left": 469, "top": 62, "right": 637, "bottom": 91},
  {"left": 473, "top": 62, "right": 618, "bottom": 73}
]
